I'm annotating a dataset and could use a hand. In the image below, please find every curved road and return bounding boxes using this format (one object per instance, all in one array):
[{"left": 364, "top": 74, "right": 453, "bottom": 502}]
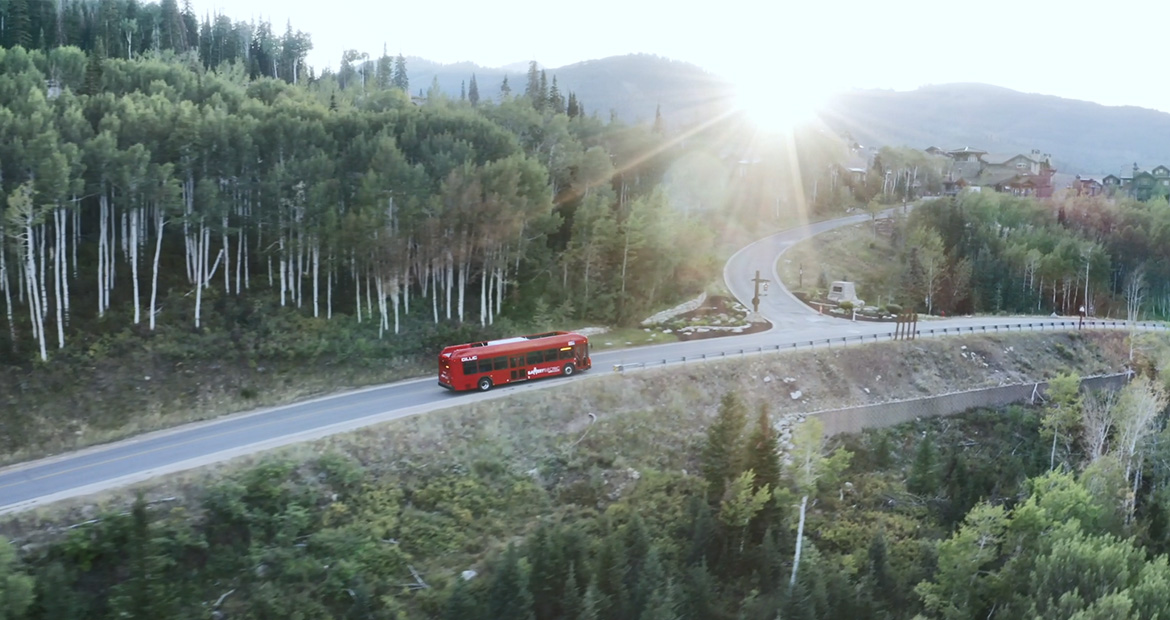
[{"left": 0, "top": 209, "right": 1137, "bottom": 515}]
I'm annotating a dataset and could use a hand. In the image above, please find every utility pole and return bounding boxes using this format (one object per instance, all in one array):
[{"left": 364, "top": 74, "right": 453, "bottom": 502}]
[{"left": 751, "top": 269, "right": 769, "bottom": 313}]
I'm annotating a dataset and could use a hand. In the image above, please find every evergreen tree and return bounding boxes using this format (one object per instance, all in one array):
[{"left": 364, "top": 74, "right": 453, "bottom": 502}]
[
  {"left": 907, "top": 432, "right": 938, "bottom": 496},
  {"left": 460, "top": 80, "right": 466, "bottom": 101},
  {"left": 579, "top": 577, "right": 601, "bottom": 620},
  {"left": 701, "top": 392, "right": 748, "bottom": 503},
  {"left": 0, "top": 536, "right": 34, "bottom": 619},
  {"left": 444, "top": 578, "right": 479, "bottom": 620},
  {"left": 468, "top": 73, "right": 480, "bottom": 106},
  {"left": 567, "top": 92, "right": 580, "bottom": 118},
  {"left": 500, "top": 74, "right": 511, "bottom": 98},
  {"left": 525, "top": 60, "right": 540, "bottom": 104},
  {"left": 594, "top": 528, "right": 630, "bottom": 619},
  {"left": 562, "top": 563, "right": 584, "bottom": 620},
  {"left": 487, "top": 544, "right": 536, "bottom": 620},
  {"left": 376, "top": 44, "right": 392, "bottom": 89},
  {"left": 743, "top": 403, "right": 781, "bottom": 492},
  {"left": 83, "top": 40, "right": 106, "bottom": 96},
  {"left": 6, "top": 0, "right": 32, "bottom": 49},
  {"left": 653, "top": 104, "right": 664, "bottom": 134},
  {"left": 549, "top": 75, "right": 565, "bottom": 114},
  {"left": 538, "top": 69, "right": 549, "bottom": 111},
  {"left": 392, "top": 53, "right": 409, "bottom": 91}
]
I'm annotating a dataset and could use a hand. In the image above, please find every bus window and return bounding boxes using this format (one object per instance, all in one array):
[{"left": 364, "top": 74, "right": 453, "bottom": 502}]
[
  {"left": 462, "top": 361, "right": 477, "bottom": 375},
  {"left": 527, "top": 351, "right": 542, "bottom": 365},
  {"left": 543, "top": 349, "right": 558, "bottom": 362},
  {"left": 559, "top": 348, "right": 573, "bottom": 360},
  {"left": 510, "top": 355, "right": 522, "bottom": 368},
  {"left": 478, "top": 359, "right": 493, "bottom": 374},
  {"left": 493, "top": 356, "right": 507, "bottom": 371}
]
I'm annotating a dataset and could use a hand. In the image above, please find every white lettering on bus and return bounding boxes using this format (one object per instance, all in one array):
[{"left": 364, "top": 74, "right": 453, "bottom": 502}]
[{"left": 460, "top": 355, "right": 478, "bottom": 362}]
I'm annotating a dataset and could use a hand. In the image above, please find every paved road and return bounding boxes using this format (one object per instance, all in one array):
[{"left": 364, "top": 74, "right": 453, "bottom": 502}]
[{"left": 0, "top": 208, "right": 1139, "bottom": 515}]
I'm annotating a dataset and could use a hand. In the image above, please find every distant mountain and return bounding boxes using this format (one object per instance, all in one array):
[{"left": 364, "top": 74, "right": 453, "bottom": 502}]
[
  {"left": 818, "top": 83, "right": 1170, "bottom": 175},
  {"left": 406, "top": 54, "right": 733, "bottom": 127}
]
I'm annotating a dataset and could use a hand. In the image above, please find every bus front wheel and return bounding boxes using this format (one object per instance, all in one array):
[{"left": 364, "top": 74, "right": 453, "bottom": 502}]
[
  {"left": 477, "top": 377, "right": 493, "bottom": 392},
  {"left": 562, "top": 363, "right": 576, "bottom": 377}
]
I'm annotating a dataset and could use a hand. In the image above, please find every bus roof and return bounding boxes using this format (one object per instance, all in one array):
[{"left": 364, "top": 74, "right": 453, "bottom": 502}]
[{"left": 439, "top": 331, "right": 587, "bottom": 357}]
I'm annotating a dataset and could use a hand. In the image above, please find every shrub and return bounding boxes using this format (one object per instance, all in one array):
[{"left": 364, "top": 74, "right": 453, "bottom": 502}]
[
  {"left": 886, "top": 303, "right": 903, "bottom": 315},
  {"left": 839, "top": 301, "right": 854, "bottom": 312}
]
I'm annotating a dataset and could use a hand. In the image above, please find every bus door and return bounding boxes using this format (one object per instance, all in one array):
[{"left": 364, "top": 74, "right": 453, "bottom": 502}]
[
  {"left": 509, "top": 355, "right": 526, "bottom": 381},
  {"left": 575, "top": 343, "right": 590, "bottom": 369}
]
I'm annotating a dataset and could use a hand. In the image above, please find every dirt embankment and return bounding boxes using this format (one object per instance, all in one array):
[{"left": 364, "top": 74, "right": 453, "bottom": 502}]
[{"left": 0, "top": 329, "right": 1142, "bottom": 536}]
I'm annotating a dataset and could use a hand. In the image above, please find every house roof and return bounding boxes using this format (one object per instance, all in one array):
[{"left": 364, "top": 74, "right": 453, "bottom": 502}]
[
  {"left": 976, "top": 169, "right": 1022, "bottom": 186},
  {"left": 982, "top": 152, "right": 1037, "bottom": 165},
  {"left": 947, "top": 146, "right": 987, "bottom": 155}
]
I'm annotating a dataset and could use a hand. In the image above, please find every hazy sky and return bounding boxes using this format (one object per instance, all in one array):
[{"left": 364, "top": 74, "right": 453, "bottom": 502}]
[{"left": 206, "top": 0, "right": 1170, "bottom": 113}]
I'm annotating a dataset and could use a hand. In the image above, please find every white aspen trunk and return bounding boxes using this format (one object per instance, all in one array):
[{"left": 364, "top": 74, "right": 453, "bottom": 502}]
[
  {"left": 495, "top": 265, "right": 504, "bottom": 317},
  {"left": 0, "top": 231, "right": 14, "bottom": 344},
  {"left": 390, "top": 274, "right": 400, "bottom": 334},
  {"left": 445, "top": 250, "right": 454, "bottom": 320},
  {"left": 59, "top": 208, "right": 69, "bottom": 323},
  {"left": 72, "top": 206, "right": 79, "bottom": 280},
  {"left": 480, "top": 261, "right": 489, "bottom": 327},
  {"left": 278, "top": 233, "right": 287, "bottom": 306},
  {"left": 375, "top": 275, "right": 385, "bottom": 339},
  {"left": 38, "top": 223, "right": 47, "bottom": 322},
  {"left": 235, "top": 226, "right": 244, "bottom": 294},
  {"left": 789, "top": 495, "right": 808, "bottom": 589},
  {"left": 431, "top": 265, "right": 439, "bottom": 324},
  {"left": 120, "top": 209, "right": 128, "bottom": 260},
  {"left": 149, "top": 212, "right": 164, "bottom": 331},
  {"left": 222, "top": 213, "right": 230, "bottom": 293},
  {"left": 295, "top": 231, "right": 303, "bottom": 308},
  {"left": 194, "top": 223, "right": 204, "bottom": 328},
  {"left": 130, "top": 208, "right": 141, "bottom": 324},
  {"left": 365, "top": 269, "right": 374, "bottom": 319},
  {"left": 353, "top": 256, "right": 361, "bottom": 323},
  {"left": 402, "top": 265, "right": 409, "bottom": 316},
  {"left": 327, "top": 257, "right": 333, "bottom": 320},
  {"left": 98, "top": 193, "right": 107, "bottom": 316},
  {"left": 312, "top": 241, "right": 320, "bottom": 318},
  {"left": 53, "top": 210, "right": 64, "bottom": 348},
  {"left": 458, "top": 258, "right": 467, "bottom": 323},
  {"left": 243, "top": 227, "right": 250, "bottom": 291},
  {"left": 23, "top": 214, "right": 47, "bottom": 361}
]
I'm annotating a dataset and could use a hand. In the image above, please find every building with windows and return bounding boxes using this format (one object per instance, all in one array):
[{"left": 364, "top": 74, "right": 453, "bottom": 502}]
[{"left": 938, "top": 147, "right": 1056, "bottom": 197}]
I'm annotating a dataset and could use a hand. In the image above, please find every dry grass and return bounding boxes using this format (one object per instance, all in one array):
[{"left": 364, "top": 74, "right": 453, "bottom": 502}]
[{"left": 776, "top": 222, "right": 902, "bottom": 305}]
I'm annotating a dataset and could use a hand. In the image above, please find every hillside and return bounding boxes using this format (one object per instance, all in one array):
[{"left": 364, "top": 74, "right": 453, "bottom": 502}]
[
  {"left": 819, "top": 83, "right": 1170, "bottom": 174},
  {"left": 407, "top": 54, "right": 733, "bottom": 127}
]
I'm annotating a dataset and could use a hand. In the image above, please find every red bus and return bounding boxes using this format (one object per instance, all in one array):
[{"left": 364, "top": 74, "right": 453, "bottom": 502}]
[{"left": 438, "top": 331, "right": 592, "bottom": 391}]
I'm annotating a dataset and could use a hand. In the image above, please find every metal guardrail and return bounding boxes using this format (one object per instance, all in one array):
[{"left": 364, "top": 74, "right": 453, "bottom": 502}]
[{"left": 611, "top": 320, "right": 1169, "bottom": 373}]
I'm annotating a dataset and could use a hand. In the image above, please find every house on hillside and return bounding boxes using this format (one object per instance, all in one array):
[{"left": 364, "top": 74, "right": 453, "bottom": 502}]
[
  {"left": 938, "top": 147, "right": 1056, "bottom": 198},
  {"left": 1074, "top": 175, "right": 1104, "bottom": 196}
]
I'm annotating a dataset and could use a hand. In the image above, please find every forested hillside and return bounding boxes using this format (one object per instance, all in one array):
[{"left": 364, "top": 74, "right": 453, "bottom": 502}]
[{"left": 0, "top": 1, "right": 855, "bottom": 460}]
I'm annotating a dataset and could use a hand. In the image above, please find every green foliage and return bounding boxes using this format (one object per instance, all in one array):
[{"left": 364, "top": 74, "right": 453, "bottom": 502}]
[
  {"left": 0, "top": 537, "right": 34, "bottom": 620},
  {"left": 701, "top": 392, "right": 748, "bottom": 503}
]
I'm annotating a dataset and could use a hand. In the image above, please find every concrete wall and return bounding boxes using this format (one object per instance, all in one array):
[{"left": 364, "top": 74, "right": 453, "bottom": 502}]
[{"left": 814, "top": 373, "right": 1131, "bottom": 436}]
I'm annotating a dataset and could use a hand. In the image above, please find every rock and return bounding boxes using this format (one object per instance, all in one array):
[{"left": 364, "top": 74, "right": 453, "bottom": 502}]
[
  {"left": 863, "top": 387, "right": 870, "bottom": 394},
  {"left": 790, "top": 390, "right": 803, "bottom": 400},
  {"left": 961, "top": 345, "right": 968, "bottom": 350},
  {"left": 144, "top": 376, "right": 151, "bottom": 381},
  {"left": 663, "top": 329, "right": 672, "bottom": 334},
  {"left": 764, "top": 376, "right": 773, "bottom": 383},
  {"left": 784, "top": 377, "right": 796, "bottom": 383},
  {"left": 875, "top": 375, "right": 881, "bottom": 381},
  {"left": 461, "top": 570, "right": 478, "bottom": 581}
]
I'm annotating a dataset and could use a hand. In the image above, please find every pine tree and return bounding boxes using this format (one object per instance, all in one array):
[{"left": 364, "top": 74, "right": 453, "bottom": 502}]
[
  {"left": 701, "top": 392, "right": 748, "bottom": 503},
  {"left": 392, "top": 53, "right": 409, "bottom": 91},
  {"left": 907, "top": 432, "right": 938, "bottom": 496},
  {"left": 653, "top": 104, "right": 664, "bottom": 134},
  {"left": 469, "top": 73, "right": 480, "bottom": 106},
  {"left": 525, "top": 60, "right": 540, "bottom": 103},
  {"left": 743, "top": 403, "right": 781, "bottom": 492},
  {"left": 549, "top": 75, "right": 565, "bottom": 113},
  {"left": 538, "top": 69, "right": 549, "bottom": 111},
  {"left": 594, "top": 528, "right": 630, "bottom": 619},
  {"left": 562, "top": 564, "right": 584, "bottom": 620},
  {"left": 567, "top": 92, "right": 580, "bottom": 118},
  {"left": 376, "top": 44, "right": 392, "bottom": 88},
  {"left": 460, "top": 80, "right": 466, "bottom": 101},
  {"left": 500, "top": 75, "right": 511, "bottom": 98},
  {"left": 579, "top": 578, "right": 601, "bottom": 620},
  {"left": 83, "top": 41, "right": 106, "bottom": 96},
  {"left": 444, "top": 578, "right": 479, "bottom": 620},
  {"left": 487, "top": 544, "right": 536, "bottom": 620},
  {"left": 5, "top": 0, "right": 33, "bottom": 49}
]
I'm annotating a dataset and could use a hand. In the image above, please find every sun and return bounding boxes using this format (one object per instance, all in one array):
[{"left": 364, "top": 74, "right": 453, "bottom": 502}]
[{"left": 731, "top": 80, "right": 825, "bottom": 135}]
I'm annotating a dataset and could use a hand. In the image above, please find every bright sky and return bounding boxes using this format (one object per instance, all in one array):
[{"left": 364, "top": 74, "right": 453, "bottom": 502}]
[{"left": 205, "top": 0, "right": 1170, "bottom": 113}]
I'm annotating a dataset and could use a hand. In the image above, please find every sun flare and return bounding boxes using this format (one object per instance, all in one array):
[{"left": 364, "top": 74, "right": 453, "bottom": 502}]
[{"left": 732, "top": 81, "right": 825, "bottom": 134}]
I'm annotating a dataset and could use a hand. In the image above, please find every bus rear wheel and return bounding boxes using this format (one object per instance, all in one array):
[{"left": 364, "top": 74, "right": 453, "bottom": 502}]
[
  {"left": 562, "top": 363, "right": 576, "bottom": 377},
  {"left": 477, "top": 377, "right": 493, "bottom": 392}
]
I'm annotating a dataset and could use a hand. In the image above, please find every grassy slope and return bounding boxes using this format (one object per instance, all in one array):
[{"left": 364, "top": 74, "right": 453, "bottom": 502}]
[
  {"left": 2, "top": 331, "right": 1140, "bottom": 549},
  {"left": 776, "top": 221, "right": 902, "bottom": 307}
]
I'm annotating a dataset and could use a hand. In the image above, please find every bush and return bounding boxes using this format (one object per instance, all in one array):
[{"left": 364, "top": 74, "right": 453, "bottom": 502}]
[
  {"left": 886, "top": 303, "right": 903, "bottom": 315},
  {"left": 839, "top": 301, "right": 854, "bottom": 312}
]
